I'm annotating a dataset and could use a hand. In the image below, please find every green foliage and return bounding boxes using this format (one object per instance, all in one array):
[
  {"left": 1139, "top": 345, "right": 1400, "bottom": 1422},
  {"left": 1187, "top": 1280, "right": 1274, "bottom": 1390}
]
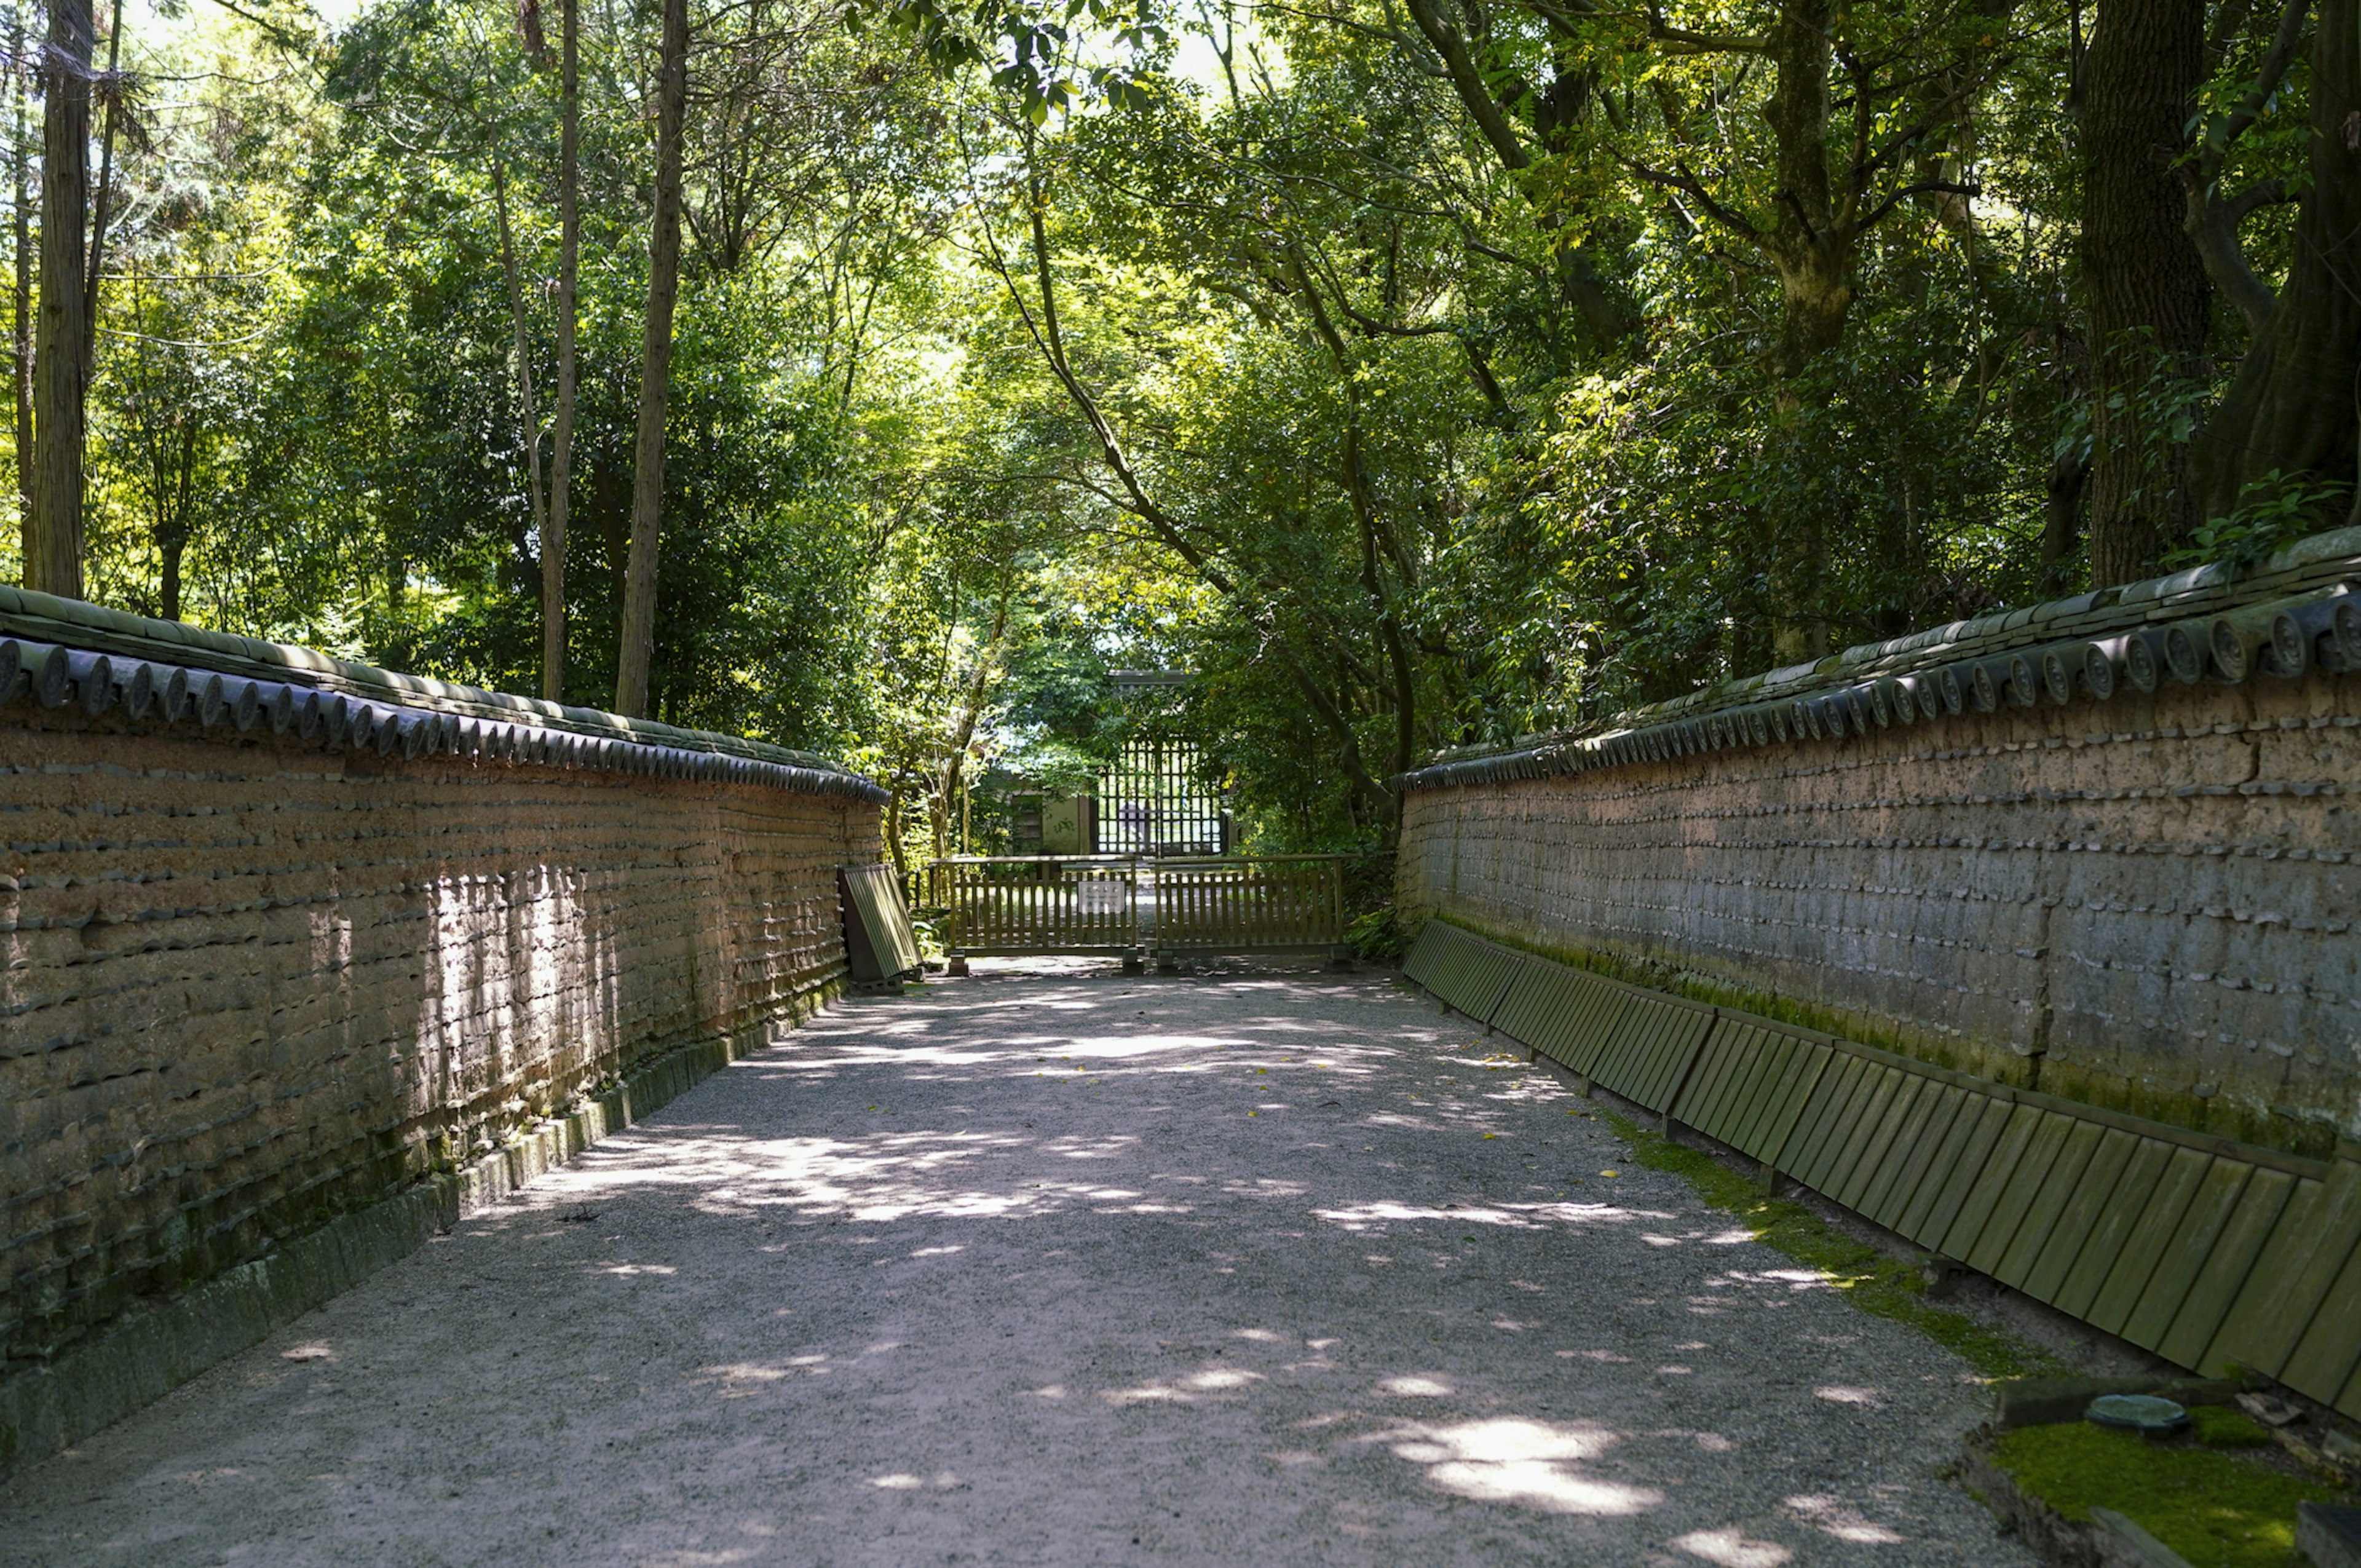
[
  {"left": 2163, "top": 470, "right": 2354, "bottom": 576},
  {"left": 1994, "top": 1420, "right": 2344, "bottom": 1567},
  {"left": 1345, "top": 905, "right": 1405, "bottom": 964},
  {"left": 22, "top": 0, "right": 2336, "bottom": 859}
]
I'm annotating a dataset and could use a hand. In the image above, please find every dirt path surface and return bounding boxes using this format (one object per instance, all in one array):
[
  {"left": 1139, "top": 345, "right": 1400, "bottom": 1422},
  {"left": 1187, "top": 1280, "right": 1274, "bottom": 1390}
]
[{"left": 3, "top": 969, "right": 2032, "bottom": 1567}]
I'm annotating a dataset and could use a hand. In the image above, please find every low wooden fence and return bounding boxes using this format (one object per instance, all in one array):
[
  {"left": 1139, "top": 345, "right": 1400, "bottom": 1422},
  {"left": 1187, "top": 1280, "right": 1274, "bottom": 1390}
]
[{"left": 923, "top": 854, "right": 1347, "bottom": 956}]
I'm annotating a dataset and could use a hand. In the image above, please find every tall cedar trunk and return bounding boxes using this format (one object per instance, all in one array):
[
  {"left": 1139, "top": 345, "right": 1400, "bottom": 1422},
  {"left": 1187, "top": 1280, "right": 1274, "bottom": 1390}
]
[
  {"left": 613, "top": 0, "right": 688, "bottom": 718},
  {"left": 1763, "top": 0, "right": 1850, "bottom": 662},
  {"left": 2081, "top": 0, "right": 2209, "bottom": 586},
  {"left": 2196, "top": 0, "right": 2361, "bottom": 521},
  {"left": 545, "top": 0, "right": 578, "bottom": 702},
  {"left": 81, "top": 0, "right": 119, "bottom": 359},
  {"left": 10, "top": 1, "right": 31, "bottom": 523},
  {"left": 29, "top": 0, "right": 92, "bottom": 600}
]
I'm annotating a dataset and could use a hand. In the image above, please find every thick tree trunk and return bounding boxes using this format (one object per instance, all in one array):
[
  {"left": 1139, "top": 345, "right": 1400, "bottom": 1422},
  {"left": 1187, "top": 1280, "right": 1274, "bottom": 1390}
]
[
  {"left": 29, "top": 0, "right": 93, "bottom": 600},
  {"left": 2081, "top": 0, "right": 2209, "bottom": 585},
  {"left": 545, "top": 0, "right": 578, "bottom": 703},
  {"left": 1759, "top": 0, "right": 1852, "bottom": 662},
  {"left": 1763, "top": 0, "right": 1853, "bottom": 381},
  {"left": 11, "top": 1, "right": 32, "bottom": 524},
  {"left": 2195, "top": 0, "right": 2361, "bottom": 523},
  {"left": 613, "top": 0, "right": 688, "bottom": 718}
]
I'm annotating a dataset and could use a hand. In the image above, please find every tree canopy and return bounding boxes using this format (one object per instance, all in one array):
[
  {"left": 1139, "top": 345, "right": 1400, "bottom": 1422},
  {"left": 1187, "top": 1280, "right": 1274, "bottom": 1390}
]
[{"left": 6, "top": 0, "right": 2354, "bottom": 861}]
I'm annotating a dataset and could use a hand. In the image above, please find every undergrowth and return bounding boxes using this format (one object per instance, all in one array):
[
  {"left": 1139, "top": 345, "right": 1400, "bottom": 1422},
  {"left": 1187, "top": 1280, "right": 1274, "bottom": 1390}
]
[{"left": 1599, "top": 1112, "right": 2055, "bottom": 1380}]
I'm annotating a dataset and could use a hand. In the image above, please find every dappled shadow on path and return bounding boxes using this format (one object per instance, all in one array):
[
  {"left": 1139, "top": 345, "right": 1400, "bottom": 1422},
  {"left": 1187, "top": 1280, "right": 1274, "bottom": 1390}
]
[{"left": 4, "top": 973, "right": 2016, "bottom": 1568}]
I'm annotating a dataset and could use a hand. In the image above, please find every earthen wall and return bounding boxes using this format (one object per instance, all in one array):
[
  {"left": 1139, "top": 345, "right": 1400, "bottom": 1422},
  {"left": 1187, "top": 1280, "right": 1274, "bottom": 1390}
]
[
  {"left": 1399, "top": 671, "right": 2361, "bottom": 1155},
  {"left": 2, "top": 706, "right": 874, "bottom": 1376}
]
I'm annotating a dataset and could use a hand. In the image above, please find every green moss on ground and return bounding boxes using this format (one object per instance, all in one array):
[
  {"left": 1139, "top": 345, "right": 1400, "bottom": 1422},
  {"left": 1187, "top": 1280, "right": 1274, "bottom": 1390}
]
[
  {"left": 2189, "top": 1406, "right": 2276, "bottom": 1450},
  {"left": 1995, "top": 1420, "right": 2343, "bottom": 1567},
  {"left": 1600, "top": 1112, "right": 2054, "bottom": 1380}
]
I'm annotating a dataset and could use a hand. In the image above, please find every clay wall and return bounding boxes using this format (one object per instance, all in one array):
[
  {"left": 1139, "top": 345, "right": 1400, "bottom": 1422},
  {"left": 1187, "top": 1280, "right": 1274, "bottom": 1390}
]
[
  {"left": 1399, "top": 671, "right": 2361, "bottom": 1156},
  {"left": 2, "top": 702, "right": 876, "bottom": 1379}
]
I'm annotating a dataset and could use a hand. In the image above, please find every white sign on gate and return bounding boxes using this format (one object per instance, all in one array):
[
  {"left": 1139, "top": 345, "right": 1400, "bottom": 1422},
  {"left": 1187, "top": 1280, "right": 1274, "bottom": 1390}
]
[{"left": 1077, "top": 878, "right": 1128, "bottom": 916}]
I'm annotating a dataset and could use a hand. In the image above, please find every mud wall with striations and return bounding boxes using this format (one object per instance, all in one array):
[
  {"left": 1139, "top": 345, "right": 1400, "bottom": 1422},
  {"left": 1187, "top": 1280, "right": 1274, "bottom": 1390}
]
[
  {"left": 0, "top": 588, "right": 883, "bottom": 1470},
  {"left": 1397, "top": 546, "right": 2361, "bottom": 1161}
]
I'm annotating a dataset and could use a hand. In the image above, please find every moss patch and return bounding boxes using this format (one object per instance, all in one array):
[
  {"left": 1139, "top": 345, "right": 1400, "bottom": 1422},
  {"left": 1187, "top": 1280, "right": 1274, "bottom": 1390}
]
[
  {"left": 1601, "top": 1111, "right": 2052, "bottom": 1380},
  {"left": 2190, "top": 1406, "right": 2276, "bottom": 1450},
  {"left": 1993, "top": 1421, "right": 2343, "bottom": 1567}
]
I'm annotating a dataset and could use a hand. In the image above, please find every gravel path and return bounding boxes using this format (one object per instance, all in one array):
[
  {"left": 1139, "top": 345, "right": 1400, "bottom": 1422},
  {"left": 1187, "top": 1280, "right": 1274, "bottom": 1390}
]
[{"left": 2, "top": 968, "right": 2034, "bottom": 1567}]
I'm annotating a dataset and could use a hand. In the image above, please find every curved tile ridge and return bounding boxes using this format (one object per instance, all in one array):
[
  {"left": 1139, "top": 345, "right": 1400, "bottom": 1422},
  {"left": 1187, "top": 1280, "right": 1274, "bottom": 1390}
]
[
  {"left": 1398, "top": 531, "right": 2361, "bottom": 792},
  {"left": 0, "top": 589, "right": 887, "bottom": 804}
]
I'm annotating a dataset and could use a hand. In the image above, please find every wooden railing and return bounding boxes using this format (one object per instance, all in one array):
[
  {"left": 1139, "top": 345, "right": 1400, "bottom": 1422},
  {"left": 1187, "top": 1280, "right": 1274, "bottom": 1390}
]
[
  {"left": 924, "top": 854, "right": 1348, "bottom": 955},
  {"left": 1152, "top": 857, "right": 1344, "bottom": 951}
]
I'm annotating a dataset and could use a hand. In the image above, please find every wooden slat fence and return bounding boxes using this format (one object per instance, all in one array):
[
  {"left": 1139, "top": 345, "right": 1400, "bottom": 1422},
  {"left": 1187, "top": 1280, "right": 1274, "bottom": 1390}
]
[
  {"left": 1405, "top": 918, "right": 2361, "bottom": 1423},
  {"left": 927, "top": 854, "right": 1347, "bottom": 954},
  {"left": 929, "top": 857, "right": 1140, "bottom": 952},
  {"left": 1152, "top": 857, "right": 1343, "bottom": 951}
]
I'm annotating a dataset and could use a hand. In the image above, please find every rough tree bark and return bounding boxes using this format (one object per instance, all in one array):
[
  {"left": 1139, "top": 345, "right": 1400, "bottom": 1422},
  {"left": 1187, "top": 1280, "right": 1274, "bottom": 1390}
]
[
  {"left": 2081, "top": 0, "right": 2210, "bottom": 585},
  {"left": 545, "top": 0, "right": 579, "bottom": 702},
  {"left": 2196, "top": 0, "right": 2361, "bottom": 522},
  {"left": 1760, "top": 0, "right": 1848, "bottom": 660},
  {"left": 1762, "top": 0, "right": 1865, "bottom": 381},
  {"left": 614, "top": 0, "right": 689, "bottom": 718},
  {"left": 29, "top": 0, "right": 93, "bottom": 600}
]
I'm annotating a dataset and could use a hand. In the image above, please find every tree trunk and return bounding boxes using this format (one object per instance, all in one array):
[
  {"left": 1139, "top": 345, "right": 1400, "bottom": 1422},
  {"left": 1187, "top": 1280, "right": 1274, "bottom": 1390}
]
[
  {"left": 81, "top": 0, "right": 120, "bottom": 360},
  {"left": 612, "top": 0, "right": 688, "bottom": 718},
  {"left": 1758, "top": 0, "right": 1851, "bottom": 662},
  {"left": 29, "top": 0, "right": 93, "bottom": 600},
  {"left": 545, "top": 0, "right": 578, "bottom": 703},
  {"left": 2042, "top": 445, "right": 2091, "bottom": 593},
  {"left": 489, "top": 152, "right": 552, "bottom": 672},
  {"left": 10, "top": 0, "right": 31, "bottom": 525},
  {"left": 2081, "top": 0, "right": 2209, "bottom": 585},
  {"left": 157, "top": 419, "right": 191, "bottom": 620},
  {"left": 2195, "top": 0, "right": 2361, "bottom": 523},
  {"left": 160, "top": 529, "right": 183, "bottom": 620},
  {"left": 1763, "top": 0, "right": 1854, "bottom": 381}
]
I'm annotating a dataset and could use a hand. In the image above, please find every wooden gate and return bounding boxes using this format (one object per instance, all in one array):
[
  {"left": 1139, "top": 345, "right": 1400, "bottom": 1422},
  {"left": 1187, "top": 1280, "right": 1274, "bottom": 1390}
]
[
  {"left": 927, "top": 857, "right": 1141, "bottom": 953},
  {"left": 925, "top": 854, "right": 1347, "bottom": 956}
]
